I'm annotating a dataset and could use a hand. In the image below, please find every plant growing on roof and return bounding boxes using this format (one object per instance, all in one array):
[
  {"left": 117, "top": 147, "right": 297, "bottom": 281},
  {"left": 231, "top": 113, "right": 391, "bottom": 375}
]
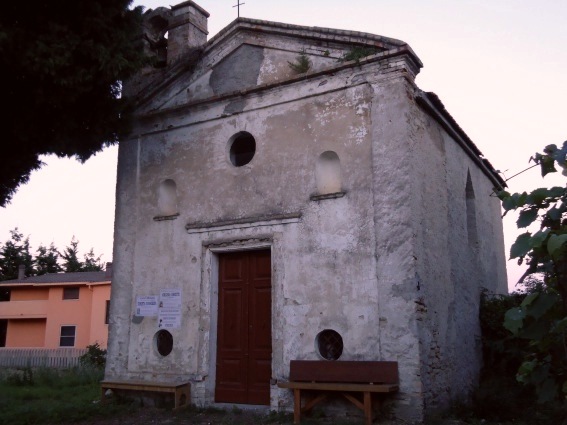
[
  {"left": 339, "top": 46, "right": 379, "bottom": 63},
  {"left": 288, "top": 50, "right": 312, "bottom": 74}
]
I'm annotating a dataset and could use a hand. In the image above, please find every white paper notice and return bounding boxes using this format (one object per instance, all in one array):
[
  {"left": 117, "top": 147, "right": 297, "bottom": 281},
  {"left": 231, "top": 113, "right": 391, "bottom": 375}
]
[
  {"left": 158, "top": 289, "right": 182, "bottom": 329},
  {"left": 135, "top": 295, "right": 158, "bottom": 317},
  {"left": 158, "top": 308, "right": 182, "bottom": 329},
  {"left": 159, "top": 289, "right": 182, "bottom": 308}
]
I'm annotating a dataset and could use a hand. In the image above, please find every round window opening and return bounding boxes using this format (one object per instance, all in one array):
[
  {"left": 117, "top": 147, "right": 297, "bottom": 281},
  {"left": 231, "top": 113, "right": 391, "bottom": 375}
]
[
  {"left": 316, "top": 329, "right": 343, "bottom": 360},
  {"left": 229, "top": 132, "right": 256, "bottom": 167},
  {"left": 155, "top": 329, "right": 173, "bottom": 357}
]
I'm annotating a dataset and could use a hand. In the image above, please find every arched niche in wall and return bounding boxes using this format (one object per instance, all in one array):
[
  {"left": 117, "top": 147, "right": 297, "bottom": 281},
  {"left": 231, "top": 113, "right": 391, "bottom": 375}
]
[
  {"left": 156, "top": 179, "right": 179, "bottom": 220},
  {"left": 465, "top": 170, "right": 478, "bottom": 247},
  {"left": 315, "top": 151, "right": 342, "bottom": 196},
  {"left": 143, "top": 9, "right": 171, "bottom": 68}
]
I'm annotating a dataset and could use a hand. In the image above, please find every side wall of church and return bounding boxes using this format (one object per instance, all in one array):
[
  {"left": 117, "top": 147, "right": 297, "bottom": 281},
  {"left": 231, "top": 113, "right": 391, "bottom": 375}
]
[{"left": 402, "top": 92, "right": 508, "bottom": 416}]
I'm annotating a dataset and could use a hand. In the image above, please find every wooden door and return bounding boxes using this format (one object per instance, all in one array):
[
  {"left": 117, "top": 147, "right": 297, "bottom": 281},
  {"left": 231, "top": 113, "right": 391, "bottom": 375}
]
[{"left": 215, "top": 250, "right": 272, "bottom": 405}]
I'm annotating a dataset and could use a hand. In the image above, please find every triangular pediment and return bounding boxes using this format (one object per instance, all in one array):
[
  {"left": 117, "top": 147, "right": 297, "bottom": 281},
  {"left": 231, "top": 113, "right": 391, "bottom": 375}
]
[{"left": 130, "top": 18, "right": 419, "bottom": 114}]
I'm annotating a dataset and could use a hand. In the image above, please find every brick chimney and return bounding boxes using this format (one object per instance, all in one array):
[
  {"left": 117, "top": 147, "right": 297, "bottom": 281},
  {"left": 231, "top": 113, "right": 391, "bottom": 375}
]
[
  {"left": 18, "top": 264, "right": 25, "bottom": 280},
  {"left": 105, "top": 262, "right": 113, "bottom": 280},
  {"left": 167, "top": 1, "right": 209, "bottom": 63}
]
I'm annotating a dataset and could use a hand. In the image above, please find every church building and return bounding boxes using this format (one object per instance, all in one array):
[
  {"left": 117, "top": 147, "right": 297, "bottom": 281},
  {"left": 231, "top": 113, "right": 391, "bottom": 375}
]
[{"left": 104, "top": 1, "right": 508, "bottom": 421}]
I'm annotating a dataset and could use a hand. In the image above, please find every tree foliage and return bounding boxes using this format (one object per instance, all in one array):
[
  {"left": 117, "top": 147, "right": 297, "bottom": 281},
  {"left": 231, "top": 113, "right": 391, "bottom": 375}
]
[
  {"left": 477, "top": 283, "right": 565, "bottom": 423},
  {"left": 0, "top": 229, "right": 103, "bottom": 281},
  {"left": 60, "top": 236, "right": 103, "bottom": 273},
  {"left": 0, "top": 229, "right": 34, "bottom": 280},
  {"left": 0, "top": 1, "right": 147, "bottom": 206},
  {"left": 497, "top": 141, "right": 567, "bottom": 403}
]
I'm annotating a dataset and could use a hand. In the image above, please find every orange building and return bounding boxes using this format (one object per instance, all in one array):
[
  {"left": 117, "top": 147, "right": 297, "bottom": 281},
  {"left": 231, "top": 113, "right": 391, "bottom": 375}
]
[{"left": 0, "top": 265, "right": 111, "bottom": 349}]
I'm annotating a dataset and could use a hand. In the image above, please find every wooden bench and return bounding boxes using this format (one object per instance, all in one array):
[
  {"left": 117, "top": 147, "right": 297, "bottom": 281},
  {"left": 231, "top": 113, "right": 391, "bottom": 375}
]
[
  {"left": 278, "top": 360, "right": 398, "bottom": 425},
  {"left": 100, "top": 380, "right": 191, "bottom": 410}
]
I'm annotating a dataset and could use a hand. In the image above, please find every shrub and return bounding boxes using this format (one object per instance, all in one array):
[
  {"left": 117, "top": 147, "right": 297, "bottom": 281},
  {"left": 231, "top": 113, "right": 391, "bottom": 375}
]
[{"left": 80, "top": 343, "right": 107, "bottom": 369}]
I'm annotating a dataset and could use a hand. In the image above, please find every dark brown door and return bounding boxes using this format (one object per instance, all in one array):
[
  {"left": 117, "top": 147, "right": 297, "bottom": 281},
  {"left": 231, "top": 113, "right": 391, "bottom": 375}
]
[{"left": 215, "top": 250, "right": 272, "bottom": 405}]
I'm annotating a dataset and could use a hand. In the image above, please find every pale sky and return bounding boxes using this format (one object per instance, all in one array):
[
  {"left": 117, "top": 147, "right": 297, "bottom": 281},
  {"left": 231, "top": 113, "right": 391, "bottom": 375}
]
[{"left": 1, "top": 0, "right": 565, "bottom": 290}]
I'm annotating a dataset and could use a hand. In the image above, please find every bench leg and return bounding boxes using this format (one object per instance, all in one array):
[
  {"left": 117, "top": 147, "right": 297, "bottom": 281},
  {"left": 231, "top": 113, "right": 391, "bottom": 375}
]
[
  {"left": 173, "top": 384, "right": 191, "bottom": 410},
  {"left": 101, "top": 386, "right": 107, "bottom": 404},
  {"left": 293, "top": 388, "right": 301, "bottom": 424},
  {"left": 364, "top": 391, "right": 372, "bottom": 425}
]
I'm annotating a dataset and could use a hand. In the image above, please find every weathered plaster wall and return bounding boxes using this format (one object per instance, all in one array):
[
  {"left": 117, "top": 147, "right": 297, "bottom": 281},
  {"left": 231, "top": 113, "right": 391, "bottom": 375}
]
[
  {"left": 107, "top": 74, "right": 386, "bottom": 407},
  {"left": 369, "top": 75, "right": 425, "bottom": 421},
  {"left": 391, "top": 84, "right": 508, "bottom": 416},
  {"left": 106, "top": 21, "right": 507, "bottom": 422}
]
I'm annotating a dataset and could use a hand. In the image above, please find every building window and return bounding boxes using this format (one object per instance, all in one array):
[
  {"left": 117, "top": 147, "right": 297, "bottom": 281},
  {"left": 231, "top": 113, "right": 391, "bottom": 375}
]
[
  {"left": 60, "top": 326, "right": 76, "bottom": 347},
  {"left": 316, "top": 329, "right": 344, "bottom": 360},
  {"left": 105, "top": 300, "right": 110, "bottom": 324},
  {"left": 0, "top": 320, "right": 7, "bottom": 347},
  {"left": 0, "top": 288, "right": 10, "bottom": 302},
  {"left": 228, "top": 131, "right": 256, "bottom": 167},
  {"left": 63, "top": 287, "right": 80, "bottom": 300}
]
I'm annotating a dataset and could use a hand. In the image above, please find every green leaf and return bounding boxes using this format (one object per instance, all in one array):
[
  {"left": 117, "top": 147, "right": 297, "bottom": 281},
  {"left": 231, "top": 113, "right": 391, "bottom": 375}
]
[
  {"left": 520, "top": 320, "right": 548, "bottom": 340},
  {"left": 529, "top": 292, "right": 559, "bottom": 320},
  {"left": 551, "top": 142, "right": 567, "bottom": 166},
  {"left": 517, "top": 359, "right": 536, "bottom": 383},
  {"left": 547, "top": 186, "right": 566, "bottom": 197},
  {"left": 547, "top": 234, "right": 567, "bottom": 257},
  {"left": 540, "top": 155, "right": 557, "bottom": 177},
  {"left": 552, "top": 316, "right": 567, "bottom": 334},
  {"left": 496, "top": 190, "right": 510, "bottom": 201},
  {"left": 547, "top": 206, "right": 563, "bottom": 221},
  {"left": 504, "top": 307, "right": 525, "bottom": 334},
  {"left": 510, "top": 232, "right": 532, "bottom": 259},
  {"left": 517, "top": 209, "right": 538, "bottom": 228},
  {"left": 530, "top": 229, "right": 550, "bottom": 248},
  {"left": 521, "top": 292, "right": 539, "bottom": 307},
  {"left": 527, "top": 187, "right": 560, "bottom": 204},
  {"left": 501, "top": 193, "right": 517, "bottom": 211}
]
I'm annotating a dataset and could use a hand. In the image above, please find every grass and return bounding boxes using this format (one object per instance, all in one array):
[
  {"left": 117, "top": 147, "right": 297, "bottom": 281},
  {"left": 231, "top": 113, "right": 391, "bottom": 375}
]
[
  {"left": 1, "top": 365, "right": 565, "bottom": 425},
  {"left": 0, "top": 366, "right": 134, "bottom": 425}
]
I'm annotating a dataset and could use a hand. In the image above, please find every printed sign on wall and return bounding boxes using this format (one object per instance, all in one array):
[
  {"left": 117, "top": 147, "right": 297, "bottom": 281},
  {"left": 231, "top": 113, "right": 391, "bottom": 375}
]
[
  {"left": 135, "top": 295, "right": 159, "bottom": 317},
  {"left": 158, "top": 288, "right": 182, "bottom": 329}
]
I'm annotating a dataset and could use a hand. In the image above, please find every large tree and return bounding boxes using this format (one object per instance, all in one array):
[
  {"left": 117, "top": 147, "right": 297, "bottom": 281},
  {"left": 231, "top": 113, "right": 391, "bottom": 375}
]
[{"left": 0, "top": 0, "right": 147, "bottom": 206}]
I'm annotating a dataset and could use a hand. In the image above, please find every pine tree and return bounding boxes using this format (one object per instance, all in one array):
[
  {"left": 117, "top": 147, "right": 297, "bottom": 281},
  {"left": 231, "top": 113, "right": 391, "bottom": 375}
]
[
  {"left": 0, "top": 228, "right": 34, "bottom": 280},
  {"left": 35, "top": 243, "right": 62, "bottom": 275},
  {"left": 82, "top": 248, "right": 104, "bottom": 272},
  {"left": 60, "top": 237, "right": 83, "bottom": 273},
  {"left": 60, "top": 237, "right": 103, "bottom": 272}
]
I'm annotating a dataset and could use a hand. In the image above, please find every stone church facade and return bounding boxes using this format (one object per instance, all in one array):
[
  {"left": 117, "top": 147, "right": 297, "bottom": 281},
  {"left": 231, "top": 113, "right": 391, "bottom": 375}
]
[{"left": 105, "top": 1, "right": 508, "bottom": 421}]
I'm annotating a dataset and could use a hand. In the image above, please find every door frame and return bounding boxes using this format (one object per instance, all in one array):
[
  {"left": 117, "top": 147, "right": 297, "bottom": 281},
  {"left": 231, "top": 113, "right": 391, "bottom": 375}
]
[{"left": 202, "top": 240, "right": 273, "bottom": 406}]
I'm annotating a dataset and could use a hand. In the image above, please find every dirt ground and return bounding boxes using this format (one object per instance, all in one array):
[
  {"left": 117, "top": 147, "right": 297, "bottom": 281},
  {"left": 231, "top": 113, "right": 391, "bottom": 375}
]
[{"left": 72, "top": 405, "right": 470, "bottom": 425}]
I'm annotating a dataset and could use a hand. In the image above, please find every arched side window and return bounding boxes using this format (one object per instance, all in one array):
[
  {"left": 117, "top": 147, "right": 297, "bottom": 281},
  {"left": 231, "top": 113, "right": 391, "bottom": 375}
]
[
  {"left": 465, "top": 171, "right": 478, "bottom": 247},
  {"left": 157, "top": 179, "right": 178, "bottom": 217},
  {"left": 316, "top": 151, "right": 342, "bottom": 195}
]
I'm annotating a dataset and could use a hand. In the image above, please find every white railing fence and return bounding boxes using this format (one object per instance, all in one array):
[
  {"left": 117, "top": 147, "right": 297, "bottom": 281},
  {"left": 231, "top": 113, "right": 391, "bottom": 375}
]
[{"left": 0, "top": 348, "right": 88, "bottom": 369}]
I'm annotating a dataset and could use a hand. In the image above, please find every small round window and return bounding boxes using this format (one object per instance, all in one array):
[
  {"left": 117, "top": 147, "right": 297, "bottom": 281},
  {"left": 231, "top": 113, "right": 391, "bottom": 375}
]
[
  {"left": 316, "top": 329, "right": 343, "bottom": 360},
  {"left": 229, "top": 132, "right": 256, "bottom": 167},
  {"left": 155, "top": 329, "right": 173, "bottom": 357}
]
